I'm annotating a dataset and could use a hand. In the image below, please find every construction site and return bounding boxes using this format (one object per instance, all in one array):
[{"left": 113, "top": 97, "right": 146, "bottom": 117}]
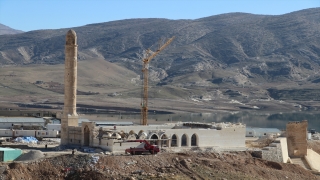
[{"left": 0, "top": 30, "right": 319, "bottom": 180}]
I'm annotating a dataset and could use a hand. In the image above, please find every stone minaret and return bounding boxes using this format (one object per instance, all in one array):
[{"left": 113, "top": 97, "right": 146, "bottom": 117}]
[{"left": 61, "top": 29, "right": 79, "bottom": 145}]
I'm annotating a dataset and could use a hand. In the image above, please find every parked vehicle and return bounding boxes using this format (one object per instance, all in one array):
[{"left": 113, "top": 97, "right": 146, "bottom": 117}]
[{"left": 125, "top": 140, "right": 160, "bottom": 155}]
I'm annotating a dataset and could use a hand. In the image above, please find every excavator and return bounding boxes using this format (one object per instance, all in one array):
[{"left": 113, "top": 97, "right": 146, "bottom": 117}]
[
  {"left": 124, "top": 140, "right": 160, "bottom": 155},
  {"left": 141, "top": 36, "right": 175, "bottom": 125}
]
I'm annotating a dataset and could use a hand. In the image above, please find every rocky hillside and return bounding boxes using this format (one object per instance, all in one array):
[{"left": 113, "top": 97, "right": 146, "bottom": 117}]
[
  {"left": 0, "top": 24, "right": 23, "bottom": 35},
  {"left": 1, "top": 8, "right": 320, "bottom": 104}
]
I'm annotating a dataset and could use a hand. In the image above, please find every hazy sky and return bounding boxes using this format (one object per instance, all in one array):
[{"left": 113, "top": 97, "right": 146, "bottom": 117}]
[{"left": 0, "top": 0, "right": 319, "bottom": 32}]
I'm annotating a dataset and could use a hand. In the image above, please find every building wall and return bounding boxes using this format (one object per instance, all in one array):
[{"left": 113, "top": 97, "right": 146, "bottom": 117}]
[
  {"left": 0, "top": 122, "right": 45, "bottom": 129},
  {"left": 47, "top": 124, "right": 61, "bottom": 131},
  {"left": 61, "top": 115, "right": 78, "bottom": 145},
  {"left": 90, "top": 124, "right": 246, "bottom": 152},
  {"left": 81, "top": 122, "right": 97, "bottom": 147},
  {"left": 0, "top": 130, "right": 13, "bottom": 137},
  {"left": 0, "top": 148, "right": 22, "bottom": 162},
  {"left": 286, "top": 120, "right": 307, "bottom": 158},
  {"left": 262, "top": 138, "right": 289, "bottom": 163},
  {"left": 305, "top": 149, "right": 320, "bottom": 172},
  {"left": 68, "top": 126, "right": 82, "bottom": 145},
  {"left": 92, "top": 139, "right": 146, "bottom": 153},
  {"left": 246, "top": 128, "right": 281, "bottom": 137},
  {"left": 14, "top": 130, "right": 36, "bottom": 137},
  {"left": 36, "top": 130, "right": 59, "bottom": 138},
  {"left": 280, "top": 138, "right": 289, "bottom": 163},
  {"left": 165, "top": 128, "right": 245, "bottom": 148}
]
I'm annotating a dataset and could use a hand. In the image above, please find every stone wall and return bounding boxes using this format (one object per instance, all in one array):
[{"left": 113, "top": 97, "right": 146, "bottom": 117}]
[
  {"left": 68, "top": 126, "right": 82, "bottom": 145},
  {"left": 90, "top": 123, "right": 246, "bottom": 152},
  {"left": 81, "top": 122, "right": 97, "bottom": 147},
  {"left": 286, "top": 120, "right": 307, "bottom": 158},
  {"left": 61, "top": 115, "right": 78, "bottom": 145},
  {"left": 262, "top": 138, "right": 289, "bottom": 163}
]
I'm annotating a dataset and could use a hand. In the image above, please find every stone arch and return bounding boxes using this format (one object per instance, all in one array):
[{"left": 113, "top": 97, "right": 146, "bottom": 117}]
[
  {"left": 191, "top": 133, "right": 198, "bottom": 146},
  {"left": 181, "top": 134, "right": 188, "bottom": 147},
  {"left": 128, "top": 130, "right": 139, "bottom": 139},
  {"left": 150, "top": 133, "right": 159, "bottom": 145},
  {"left": 138, "top": 130, "right": 147, "bottom": 139},
  {"left": 160, "top": 134, "right": 169, "bottom": 147},
  {"left": 138, "top": 130, "right": 144, "bottom": 136},
  {"left": 84, "top": 125, "right": 90, "bottom": 146},
  {"left": 171, "top": 134, "right": 178, "bottom": 147}
]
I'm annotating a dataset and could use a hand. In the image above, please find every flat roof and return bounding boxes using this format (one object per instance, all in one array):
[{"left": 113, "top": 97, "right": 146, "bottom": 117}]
[
  {"left": 94, "top": 121, "right": 133, "bottom": 125},
  {"left": 0, "top": 147, "right": 19, "bottom": 151},
  {"left": 246, "top": 127, "right": 281, "bottom": 133},
  {"left": 0, "top": 117, "right": 45, "bottom": 123},
  {"left": 78, "top": 119, "right": 90, "bottom": 123}
]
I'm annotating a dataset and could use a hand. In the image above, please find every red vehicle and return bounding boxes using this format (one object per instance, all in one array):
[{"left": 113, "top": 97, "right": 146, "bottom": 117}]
[{"left": 125, "top": 140, "right": 160, "bottom": 155}]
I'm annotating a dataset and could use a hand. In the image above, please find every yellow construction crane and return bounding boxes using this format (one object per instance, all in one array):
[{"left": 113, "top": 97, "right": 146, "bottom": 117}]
[{"left": 141, "top": 36, "right": 175, "bottom": 125}]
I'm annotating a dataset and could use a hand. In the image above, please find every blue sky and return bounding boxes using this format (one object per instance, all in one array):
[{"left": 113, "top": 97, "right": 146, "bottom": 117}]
[{"left": 0, "top": 0, "right": 319, "bottom": 32}]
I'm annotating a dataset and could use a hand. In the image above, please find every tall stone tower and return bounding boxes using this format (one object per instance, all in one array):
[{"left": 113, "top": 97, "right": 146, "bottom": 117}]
[
  {"left": 61, "top": 29, "right": 79, "bottom": 145},
  {"left": 286, "top": 120, "right": 308, "bottom": 158}
]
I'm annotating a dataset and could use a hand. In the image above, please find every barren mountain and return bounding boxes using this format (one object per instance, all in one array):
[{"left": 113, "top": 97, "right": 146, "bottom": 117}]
[
  {"left": 1, "top": 8, "right": 320, "bottom": 111},
  {"left": 0, "top": 24, "right": 23, "bottom": 35}
]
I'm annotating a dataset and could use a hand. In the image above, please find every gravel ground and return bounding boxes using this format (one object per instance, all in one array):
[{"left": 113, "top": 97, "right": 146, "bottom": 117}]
[{"left": 15, "top": 150, "right": 44, "bottom": 161}]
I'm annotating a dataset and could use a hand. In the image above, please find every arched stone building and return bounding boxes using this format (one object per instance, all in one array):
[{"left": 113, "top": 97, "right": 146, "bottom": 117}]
[{"left": 61, "top": 29, "right": 246, "bottom": 152}]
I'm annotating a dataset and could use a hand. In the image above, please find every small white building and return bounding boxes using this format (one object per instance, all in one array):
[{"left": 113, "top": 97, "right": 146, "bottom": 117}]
[
  {"left": 0, "top": 117, "right": 46, "bottom": 129},
  {"left": 46, "top": 124, "right": 61, "bottom": 131},
  {"left": 246, "top": 127, "right": 281, "bottom": 137}
]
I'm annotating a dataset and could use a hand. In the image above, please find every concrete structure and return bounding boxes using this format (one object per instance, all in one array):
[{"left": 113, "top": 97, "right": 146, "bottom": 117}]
[
  {"left": 69, "top": 121, "right": 246, "bottom": 152},
  {"left": 47, "top": 124, "right": 61, "bottom": 131},
  {"left": 246, "top": 127, "right": 281, "bottom": 137},
  {"left": 305, "top": 149, "right": 320, "bottom": 172},
  {"left": 0, "top": 148, "right": 22, "bottom": 162},
  {"left": 262, "top": 137, "right": 289, "bottom": 163},
  {"left": 286, "top": 120, "right": 320, "bottom": 171},
  {"left": 0, "top": 110, "right": 53, "bottom": 117},
  {"left": 61, "top": 29, "right": 79, "bottom": 145},
  {"left": 0, "top": 117, "right": 46, "bottom": 129},
  {"left": 286, "top": 120, "right": 308, "bottom": 158}
]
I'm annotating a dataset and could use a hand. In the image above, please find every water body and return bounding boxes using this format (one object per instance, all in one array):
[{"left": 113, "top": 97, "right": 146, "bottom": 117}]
[
  {"left": 87, "top": 111, "right": 320, "bottom": 131},
  {"left": 161, "top": 111, "right": 320, "bottom": 130}
]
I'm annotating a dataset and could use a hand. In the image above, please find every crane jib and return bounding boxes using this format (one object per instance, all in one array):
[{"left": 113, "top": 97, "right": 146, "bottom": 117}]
[{"left": 141, "top": 36, "right": 175, "bottom": 126}]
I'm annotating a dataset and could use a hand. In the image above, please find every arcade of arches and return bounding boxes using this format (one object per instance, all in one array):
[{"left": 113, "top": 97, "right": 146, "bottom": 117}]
[
  {"left": 147, "top": 133, "right": 198, "bottom": 148},
  {"left": 170, "top": 133, "right": 198, "bottom": 147}
]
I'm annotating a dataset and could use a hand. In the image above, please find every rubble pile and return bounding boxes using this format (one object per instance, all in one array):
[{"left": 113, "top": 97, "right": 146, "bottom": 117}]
[
  {"left": 15, "top": 150, "right": 44, "bottom": 161},
  {"left": 3, "top": 151, "right": 319, "bottom": 180}
]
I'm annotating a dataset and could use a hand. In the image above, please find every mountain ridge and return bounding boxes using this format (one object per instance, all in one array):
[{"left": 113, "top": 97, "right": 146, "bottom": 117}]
[
  {"left": 1, "top": 8, "right": 320, "bottom": 109},
  {"left": 0, "top": 23, "right": 23, "bottom": 35}
]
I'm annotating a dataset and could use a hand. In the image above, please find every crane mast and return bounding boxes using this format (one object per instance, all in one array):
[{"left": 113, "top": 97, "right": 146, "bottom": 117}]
[{"left": 141, "top": 36, "right": 175, "bottom": 125}]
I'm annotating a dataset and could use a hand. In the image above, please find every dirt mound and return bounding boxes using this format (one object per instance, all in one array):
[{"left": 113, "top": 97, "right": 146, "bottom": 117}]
[
  {"left": 7, "top": 163, "right": 23, "bottom": 169},
  {"left": 66, "top": 170, "right": 105, "bottom": 180},
  {"left": 2, "top": 152, "right": 320, "bottom": 180},
  {"left": 15, "top": 150, "right": 44, "bottom": 161},
  {"left": 265, "top": 161, "right": 283, "bottom": 170}
]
